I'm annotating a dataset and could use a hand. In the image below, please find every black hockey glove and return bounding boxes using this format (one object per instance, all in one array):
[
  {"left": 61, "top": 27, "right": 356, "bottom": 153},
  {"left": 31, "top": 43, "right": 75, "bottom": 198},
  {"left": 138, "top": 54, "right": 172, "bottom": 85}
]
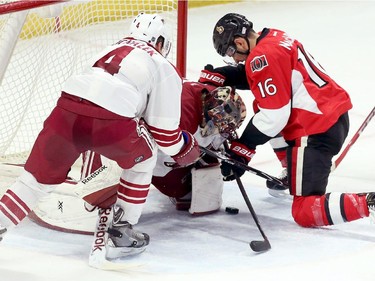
[
  {"left": 199, "top": 64, "right": 249, "bottom": 90},
  {"left": 199, "top": 64, "right": 226, "bottom": 87},
  {"left": 220, "top": 141, "right": 255, "bottom": 181}
]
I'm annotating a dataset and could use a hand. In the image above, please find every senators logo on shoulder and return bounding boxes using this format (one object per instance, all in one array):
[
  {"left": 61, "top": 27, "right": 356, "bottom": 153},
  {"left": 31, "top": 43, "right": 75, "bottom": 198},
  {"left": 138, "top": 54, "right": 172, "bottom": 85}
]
[{"left": 251, "top": 55, "right": 268, "bottom": 72}]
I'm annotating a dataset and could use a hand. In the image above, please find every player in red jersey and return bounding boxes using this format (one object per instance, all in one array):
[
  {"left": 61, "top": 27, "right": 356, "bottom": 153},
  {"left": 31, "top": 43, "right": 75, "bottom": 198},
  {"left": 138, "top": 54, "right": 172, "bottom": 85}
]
[
  {"left": 212, "top": 13, "right": 375, "bottom": 227},
  {"left": 0, "top": 13, "right": 201, "bottom": 259},
  {"left": 199, "top": 63, "right": 289, "bottom": 197}
]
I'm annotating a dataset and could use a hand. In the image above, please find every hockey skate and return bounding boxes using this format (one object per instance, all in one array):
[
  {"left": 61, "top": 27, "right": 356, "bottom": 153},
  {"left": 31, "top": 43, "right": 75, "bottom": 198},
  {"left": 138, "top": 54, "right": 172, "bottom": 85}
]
[
  {"left": 0, "top": 225, "right": 6, "bottom": 241},
  {"left": 266, "top": 168, "right": 289, "bottom": 198},
  {"left": 105, "top": 206, "right": 150, "bottom": 260},
  {"left": 366, "top": 193, "right": 375, "bottom": 222}
]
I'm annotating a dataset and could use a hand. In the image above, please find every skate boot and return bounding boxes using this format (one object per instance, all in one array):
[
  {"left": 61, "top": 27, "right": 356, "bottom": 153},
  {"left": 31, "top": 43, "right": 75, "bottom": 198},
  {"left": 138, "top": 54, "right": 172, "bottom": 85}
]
[
  {"left": 0, "top": 225, "right": 6, "bottom": 242},
  {"left": 266, "top": 168, "right": 289, "bottom": 198},
  {"left": 105, "top": 206, "right": 150, "bottom": 260},
  {"left": 366, "top": 193, "right": 375, "bottom": 222}
]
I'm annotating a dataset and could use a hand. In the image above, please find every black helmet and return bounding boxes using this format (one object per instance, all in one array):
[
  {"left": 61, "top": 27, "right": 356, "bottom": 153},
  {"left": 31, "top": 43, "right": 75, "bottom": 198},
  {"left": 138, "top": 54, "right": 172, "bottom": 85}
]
[{"left": 212, "top": 13, "right": 253, "bottom": 57}]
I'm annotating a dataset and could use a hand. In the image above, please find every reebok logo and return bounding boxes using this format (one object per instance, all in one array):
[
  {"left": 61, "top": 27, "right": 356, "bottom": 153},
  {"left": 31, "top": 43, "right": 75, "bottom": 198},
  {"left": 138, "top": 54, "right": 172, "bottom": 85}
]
[
  {"left": 81, "top": 165, "right": 107, "bottom": 184},
  {"left": 91, "top": 208, "right": 111, "bottom": 253}
]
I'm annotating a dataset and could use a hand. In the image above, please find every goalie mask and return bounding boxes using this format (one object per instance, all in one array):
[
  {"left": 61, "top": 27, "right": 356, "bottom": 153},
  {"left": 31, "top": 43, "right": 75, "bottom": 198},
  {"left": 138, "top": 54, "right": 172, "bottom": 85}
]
[
  {"left": 201, "top": 86, "right": 246, "bottom": 139},
  {"left": 129, "top": 13, "right": 172, "bottom": 58}
]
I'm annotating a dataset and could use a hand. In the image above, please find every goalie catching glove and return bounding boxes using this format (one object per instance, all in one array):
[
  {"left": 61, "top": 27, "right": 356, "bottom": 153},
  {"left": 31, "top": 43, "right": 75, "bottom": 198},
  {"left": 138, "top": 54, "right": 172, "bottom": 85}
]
[{"left": 221, "top": 141, "right": 255, "bottom": 181}]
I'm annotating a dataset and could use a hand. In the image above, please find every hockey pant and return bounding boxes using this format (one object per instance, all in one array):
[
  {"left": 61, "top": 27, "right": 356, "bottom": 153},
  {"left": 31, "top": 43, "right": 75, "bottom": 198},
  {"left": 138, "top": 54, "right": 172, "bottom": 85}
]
[
  {"left": 0, "top": 94, "right": 157, "bottom": 228},
  {"left": 286, "top": 113, "right": 369, "bottom": 227}
]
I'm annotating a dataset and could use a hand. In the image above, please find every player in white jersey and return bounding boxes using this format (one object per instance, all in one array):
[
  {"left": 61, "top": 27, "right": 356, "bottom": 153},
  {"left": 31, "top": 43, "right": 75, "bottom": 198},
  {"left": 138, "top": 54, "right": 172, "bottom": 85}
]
[
  {"left": 0, "top": 13, "right": 200, "bottom": 261},
  {"left": 24, "top": 83, "right": 246, "bottom": 237},
  {"left": 212, "top": 13, "right": 375, "bottom": 228}
]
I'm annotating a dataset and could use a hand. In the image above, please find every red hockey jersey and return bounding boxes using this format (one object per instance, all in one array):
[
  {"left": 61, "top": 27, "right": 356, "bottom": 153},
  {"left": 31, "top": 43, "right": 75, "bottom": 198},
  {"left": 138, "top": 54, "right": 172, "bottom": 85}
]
[{"left": 245, "top": 28, "right": 352, "bottom": 142}]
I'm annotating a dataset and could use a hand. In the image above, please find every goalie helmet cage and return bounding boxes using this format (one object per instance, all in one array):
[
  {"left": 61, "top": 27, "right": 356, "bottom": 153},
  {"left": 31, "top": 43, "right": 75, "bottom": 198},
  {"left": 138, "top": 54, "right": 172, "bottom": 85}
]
[{"left": 0, "top": 0, "right": 188, "bottom": 161}]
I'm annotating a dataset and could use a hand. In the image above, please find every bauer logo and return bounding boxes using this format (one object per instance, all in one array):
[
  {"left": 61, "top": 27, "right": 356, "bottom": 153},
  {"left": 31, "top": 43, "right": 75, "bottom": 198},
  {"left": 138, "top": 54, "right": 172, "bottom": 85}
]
[{"left": 250, "top": 55, "right": 268, "bottom": 72}]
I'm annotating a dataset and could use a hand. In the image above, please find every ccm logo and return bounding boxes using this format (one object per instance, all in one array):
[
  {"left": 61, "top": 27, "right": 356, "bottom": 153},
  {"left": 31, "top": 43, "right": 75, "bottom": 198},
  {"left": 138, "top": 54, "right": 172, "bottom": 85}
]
[{"left": 232, "top": 145, "right": 254, "bottom": 158}]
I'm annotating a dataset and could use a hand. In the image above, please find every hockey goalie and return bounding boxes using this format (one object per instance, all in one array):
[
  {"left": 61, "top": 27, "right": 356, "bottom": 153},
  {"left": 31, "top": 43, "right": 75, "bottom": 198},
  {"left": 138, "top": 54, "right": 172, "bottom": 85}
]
[{"left": 30, "top": 81, "right": 247, "bottom": 235}]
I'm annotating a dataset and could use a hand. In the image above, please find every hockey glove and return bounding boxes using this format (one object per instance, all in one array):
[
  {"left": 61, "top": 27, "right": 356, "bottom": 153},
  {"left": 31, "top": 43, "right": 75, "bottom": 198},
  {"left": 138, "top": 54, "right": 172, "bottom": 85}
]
[
  {"left": 198, "top": 64, "right": 225, "bottom": 86},
  {"left": 172, "top": 131, "right": 200, "bottom": 167},
  {"left": 220, "top": 141, "right": 255, "bottom": 181}
]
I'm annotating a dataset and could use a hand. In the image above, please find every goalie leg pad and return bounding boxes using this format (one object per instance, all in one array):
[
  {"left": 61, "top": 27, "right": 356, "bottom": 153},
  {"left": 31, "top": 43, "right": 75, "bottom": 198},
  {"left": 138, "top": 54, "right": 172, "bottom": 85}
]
[{"left": 189, "top": 166, "right": 223, "bottom": 216}]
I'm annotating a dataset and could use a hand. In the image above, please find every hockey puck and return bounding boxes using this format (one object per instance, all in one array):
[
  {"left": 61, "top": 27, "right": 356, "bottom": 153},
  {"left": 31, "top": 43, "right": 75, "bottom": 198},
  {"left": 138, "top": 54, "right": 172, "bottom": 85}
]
[{"left": 225, "top": 207, "right": 239, "bottom": 214}]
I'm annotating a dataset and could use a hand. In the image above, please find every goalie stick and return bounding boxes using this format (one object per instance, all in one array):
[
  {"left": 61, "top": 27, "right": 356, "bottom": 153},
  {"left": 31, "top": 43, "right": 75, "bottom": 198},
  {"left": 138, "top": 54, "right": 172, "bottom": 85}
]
[
  {"left": 331, "top": 106, "right": 375, "bottom": 171},
  {"left": 88, "top": 207, "right": 144, "bottom": 270},
  {"left": 88, "top": 207, "right": 114, "bottom": 269}
]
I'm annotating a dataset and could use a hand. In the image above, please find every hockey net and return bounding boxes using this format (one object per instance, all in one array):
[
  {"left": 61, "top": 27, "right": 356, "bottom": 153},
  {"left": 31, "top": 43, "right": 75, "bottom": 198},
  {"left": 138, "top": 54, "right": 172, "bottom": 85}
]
[
  {"left": 0, "top": 0, "right": 188, "bottom": 233},
  {"left": 0, "top": 0, "right": 186, "bottom": 166}
]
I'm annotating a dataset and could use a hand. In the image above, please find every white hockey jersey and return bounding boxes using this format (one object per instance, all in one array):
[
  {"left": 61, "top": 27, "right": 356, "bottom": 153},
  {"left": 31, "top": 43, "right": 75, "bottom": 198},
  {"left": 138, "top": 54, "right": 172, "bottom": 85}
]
[{"left": 62, "top": 38, "right": 184, "bottom": 156}]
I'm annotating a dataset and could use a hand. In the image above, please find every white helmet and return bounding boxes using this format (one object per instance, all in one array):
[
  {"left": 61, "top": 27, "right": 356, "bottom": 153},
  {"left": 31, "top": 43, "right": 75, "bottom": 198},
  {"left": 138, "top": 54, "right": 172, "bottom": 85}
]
[{"left": 129, "top": 12, "right": 172, "bottom": 58}]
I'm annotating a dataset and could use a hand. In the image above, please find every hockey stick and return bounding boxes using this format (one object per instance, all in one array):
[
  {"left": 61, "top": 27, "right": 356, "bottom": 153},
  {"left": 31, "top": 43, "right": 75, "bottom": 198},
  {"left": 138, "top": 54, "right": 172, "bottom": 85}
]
[
  {"left": 233, "top": 172, "right": 271, "bottom": 252},
  {"left": 222, "top": 141, "right": 271, "bottom": 252},
  {"left": 199, "top": 145, "right": 288, "bottom": 189},
  {"left": 331, "top": 106, "right": 375, "bottom": 171},
  {"left": 200, "top": 143, "right": 271, "bottom": 252}
]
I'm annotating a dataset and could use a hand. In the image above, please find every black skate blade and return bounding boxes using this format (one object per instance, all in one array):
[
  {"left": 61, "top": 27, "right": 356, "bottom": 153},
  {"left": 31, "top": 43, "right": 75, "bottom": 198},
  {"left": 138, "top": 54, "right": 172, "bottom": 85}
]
[{"left": 249, "top": 240, "right": 271, "bottom": 252}]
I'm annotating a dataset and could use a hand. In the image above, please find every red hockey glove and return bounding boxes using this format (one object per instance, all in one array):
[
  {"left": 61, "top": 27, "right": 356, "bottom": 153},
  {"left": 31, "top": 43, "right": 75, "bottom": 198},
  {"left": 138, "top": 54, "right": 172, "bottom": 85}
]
[
  {"left": 172, "top": 131, "right": 200, "bottom": 167},
  {"left": 198, "top": 64, "right": 225, "bottom": 86},
  {"left": 220, "top": 141, "right": 255, "bottom": 181}
]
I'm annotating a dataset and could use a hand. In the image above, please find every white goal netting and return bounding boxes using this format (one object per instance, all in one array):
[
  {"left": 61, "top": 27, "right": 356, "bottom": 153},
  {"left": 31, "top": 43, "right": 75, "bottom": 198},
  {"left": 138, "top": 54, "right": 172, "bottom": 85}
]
[
  {"left": 0, "top": 0, "right": 182, "bottom": 191},
  {"left": 0, "top": 0, "right": 180, "bottom": 161}
]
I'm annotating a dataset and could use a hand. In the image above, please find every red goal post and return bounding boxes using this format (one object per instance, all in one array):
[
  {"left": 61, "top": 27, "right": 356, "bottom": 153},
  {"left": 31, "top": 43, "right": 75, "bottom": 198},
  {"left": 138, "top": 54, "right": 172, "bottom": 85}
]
[{"left": 0, "top": 0, "right": 188, "bottom": 161}]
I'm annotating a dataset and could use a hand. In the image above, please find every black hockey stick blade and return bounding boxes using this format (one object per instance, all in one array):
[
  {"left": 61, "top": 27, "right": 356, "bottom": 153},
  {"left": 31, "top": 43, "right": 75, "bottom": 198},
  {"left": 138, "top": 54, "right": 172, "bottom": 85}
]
[
  {"left": 199, "top": 146, "right": 287, "bottom": 188},
  {"left": 250, "top": 240, "right": 271, "bottom": 252},
  {"left": 233, "top": 171, "right": 272, "bottom": 253}
]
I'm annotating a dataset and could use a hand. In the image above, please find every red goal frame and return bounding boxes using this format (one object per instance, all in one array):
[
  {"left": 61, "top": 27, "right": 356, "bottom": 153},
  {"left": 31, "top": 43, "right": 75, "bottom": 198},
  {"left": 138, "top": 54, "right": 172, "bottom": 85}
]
[{"left": 0, "top": 0, "right": 188, "bottom": 76}]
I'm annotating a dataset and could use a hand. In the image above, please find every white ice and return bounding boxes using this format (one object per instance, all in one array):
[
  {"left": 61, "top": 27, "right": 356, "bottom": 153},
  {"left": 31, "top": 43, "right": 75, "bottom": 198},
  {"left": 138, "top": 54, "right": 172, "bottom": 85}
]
[{"left": 1, "top": 1, "right": 375, "bottom": 281}]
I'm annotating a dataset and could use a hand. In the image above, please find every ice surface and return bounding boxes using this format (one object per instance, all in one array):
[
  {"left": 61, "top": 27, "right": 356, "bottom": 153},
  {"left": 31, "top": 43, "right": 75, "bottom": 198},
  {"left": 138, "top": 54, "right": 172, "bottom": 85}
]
[{"left": 1, "top": 1, "right": 375, "bottom": 280}]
